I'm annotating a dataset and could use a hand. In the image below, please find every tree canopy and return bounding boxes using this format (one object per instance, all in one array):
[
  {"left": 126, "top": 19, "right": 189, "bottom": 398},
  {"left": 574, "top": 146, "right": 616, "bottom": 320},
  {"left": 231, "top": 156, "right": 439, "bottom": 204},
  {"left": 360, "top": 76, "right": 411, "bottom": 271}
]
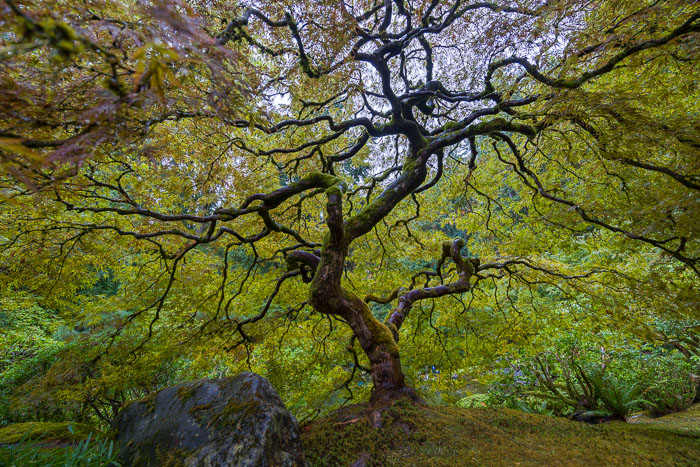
[{"left": 0, "top": 0, "right": 698, "bottom": 412}]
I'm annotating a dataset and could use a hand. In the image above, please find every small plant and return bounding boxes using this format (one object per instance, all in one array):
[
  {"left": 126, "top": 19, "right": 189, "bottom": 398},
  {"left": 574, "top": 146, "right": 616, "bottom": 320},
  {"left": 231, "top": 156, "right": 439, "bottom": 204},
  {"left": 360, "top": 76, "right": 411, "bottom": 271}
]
[
  {"left": 63, "top": 432, "right": 120, "bottom": 466},
  {"left": 456, "top": 393, "right": 490, "bottom": 408},
  {"left": 590, "top": 373, "right": 649, "bottom": 419}
]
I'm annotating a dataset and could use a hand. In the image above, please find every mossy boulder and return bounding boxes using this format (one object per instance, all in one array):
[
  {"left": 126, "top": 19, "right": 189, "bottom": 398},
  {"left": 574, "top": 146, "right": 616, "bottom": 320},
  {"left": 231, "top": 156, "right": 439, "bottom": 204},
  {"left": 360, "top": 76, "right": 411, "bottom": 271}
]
[{"left": 112, "top": 372, "right": 305, "bottom": 466}]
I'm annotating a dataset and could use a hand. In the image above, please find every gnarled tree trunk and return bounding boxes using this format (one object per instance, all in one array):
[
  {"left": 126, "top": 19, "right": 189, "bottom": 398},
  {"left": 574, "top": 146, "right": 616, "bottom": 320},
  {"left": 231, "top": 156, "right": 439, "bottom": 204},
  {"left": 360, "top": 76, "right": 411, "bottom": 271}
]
[
  {"left": 342, "top": 291, "right": 419, "bottom": 405},
  {"left": 298, "top": 168, "right": 477, "bottom": 404},
  {"left": 303, "top": 182, "right": 422, "bottom": 405},
  {"left": 306, "top": 237, "right": 479, "bottom": 403}
]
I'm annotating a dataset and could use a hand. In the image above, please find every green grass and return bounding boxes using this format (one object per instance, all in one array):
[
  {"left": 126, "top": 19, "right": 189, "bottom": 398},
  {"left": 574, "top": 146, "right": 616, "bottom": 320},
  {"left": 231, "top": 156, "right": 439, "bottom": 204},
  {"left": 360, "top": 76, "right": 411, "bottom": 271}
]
[
  {"left": 301, "top": 400, "right": 700, "bottom": 466},
  {"left": 0, "top": 422, "right": 118, "bottom": 466}
]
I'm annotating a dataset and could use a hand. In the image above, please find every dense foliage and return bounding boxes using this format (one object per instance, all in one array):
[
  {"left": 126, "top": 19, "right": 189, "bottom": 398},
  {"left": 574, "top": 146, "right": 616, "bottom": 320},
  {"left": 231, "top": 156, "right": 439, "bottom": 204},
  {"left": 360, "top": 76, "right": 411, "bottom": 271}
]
[
  {"left": 471, "top": 331, "right": 698, "bottom": 419},
  {"left": 0, "top": 0, "right": 698, "bottom": 427}
]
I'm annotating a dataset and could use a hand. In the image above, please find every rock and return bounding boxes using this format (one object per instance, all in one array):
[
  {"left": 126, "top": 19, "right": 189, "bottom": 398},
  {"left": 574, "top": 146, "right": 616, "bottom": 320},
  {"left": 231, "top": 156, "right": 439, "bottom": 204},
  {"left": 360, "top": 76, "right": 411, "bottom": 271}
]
[
  {"left": 112, "top": 372, "right": 305, "bottom": 466},
  {"left": 569, "top": 411, "right": 622, "bottom": 424},
  {"left": 350, "top": 452, "right": 372, "bottom": 467}
]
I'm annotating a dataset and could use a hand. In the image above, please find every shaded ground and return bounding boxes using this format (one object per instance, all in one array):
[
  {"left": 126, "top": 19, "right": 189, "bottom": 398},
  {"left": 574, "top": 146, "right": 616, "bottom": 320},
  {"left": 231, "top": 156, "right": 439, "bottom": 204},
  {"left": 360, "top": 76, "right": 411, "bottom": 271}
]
[{"left": 301, "top": 401, "right": 700, "bottom": 466}]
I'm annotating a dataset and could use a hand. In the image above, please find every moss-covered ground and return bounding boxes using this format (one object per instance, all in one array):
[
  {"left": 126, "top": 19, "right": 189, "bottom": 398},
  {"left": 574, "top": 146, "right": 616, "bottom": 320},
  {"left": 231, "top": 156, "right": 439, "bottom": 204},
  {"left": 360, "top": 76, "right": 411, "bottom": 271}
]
[
  {"left": 301, "top": 400, "right": 700, "bottom": 466},
  {"left": 0, "top": 421, "right": 96, "bottom": 444},
  {"left": 628, "top": 403, "right": 700, "bottom": 433}
]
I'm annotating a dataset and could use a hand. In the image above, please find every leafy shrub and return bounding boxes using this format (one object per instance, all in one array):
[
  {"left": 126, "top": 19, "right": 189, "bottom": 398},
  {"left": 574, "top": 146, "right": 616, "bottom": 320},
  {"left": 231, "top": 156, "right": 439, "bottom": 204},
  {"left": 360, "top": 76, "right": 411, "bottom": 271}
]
[
  {"left": 0, "top": 291, "right": 197, "bottom": 428},
  {"left": 635, "top": 353, "right": 697, "bottom": 415},
  {"left": 456, "top": 393, "right": 489, "bottom": 408},
  {"left": 0, "top": 340, "right": 64, "bottom": 425},
  {"left": 482, "top": 343, "right": 697, "bottom": 420},
  {"left": 0, "top": 294, "right": 66, "bottom": 425}
]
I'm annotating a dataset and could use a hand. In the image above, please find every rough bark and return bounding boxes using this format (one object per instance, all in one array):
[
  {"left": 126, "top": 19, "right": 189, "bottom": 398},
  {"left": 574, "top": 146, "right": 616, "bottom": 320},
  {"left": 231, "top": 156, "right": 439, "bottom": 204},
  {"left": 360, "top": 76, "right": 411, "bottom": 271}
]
[
  {"left": 305, "top": 176, "right": 426, "bottom": 404},
  {"left": 342, "top": 290, "right": 422, "bottom": 405}
]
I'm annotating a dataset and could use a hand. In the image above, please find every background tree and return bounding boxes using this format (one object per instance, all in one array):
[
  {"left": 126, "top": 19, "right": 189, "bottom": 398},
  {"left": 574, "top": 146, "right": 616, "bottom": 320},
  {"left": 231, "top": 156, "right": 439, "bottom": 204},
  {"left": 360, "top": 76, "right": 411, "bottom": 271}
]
[{"left": 1, "top": 0, "right": 698, "bottom": 407}]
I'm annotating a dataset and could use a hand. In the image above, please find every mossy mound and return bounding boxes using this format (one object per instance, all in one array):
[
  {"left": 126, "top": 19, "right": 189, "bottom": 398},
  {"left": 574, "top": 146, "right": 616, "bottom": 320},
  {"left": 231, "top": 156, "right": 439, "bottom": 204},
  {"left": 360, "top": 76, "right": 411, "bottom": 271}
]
[
  {"left": 629, "top": 403, "right": 700, "bottom": 433},
  {"left": 0, "top": 421, "right": 95, "bottom": 444},
  {"left": 301, "top": 399, "right": 700, "bottom": 466}
]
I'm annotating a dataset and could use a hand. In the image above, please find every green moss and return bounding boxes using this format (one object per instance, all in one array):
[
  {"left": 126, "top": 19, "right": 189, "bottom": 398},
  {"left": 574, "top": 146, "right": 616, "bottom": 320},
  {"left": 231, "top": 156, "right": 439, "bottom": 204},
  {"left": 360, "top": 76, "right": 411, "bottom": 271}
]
[
  {"left": 467, "top": 117, "right": 537, "bottom": 139},
  {"left": 131, "top": 391, "right": 159, "bottom": 414},
  {"left": 56, "top": 39, "right": 75, "bottom": 52},
  {"left": 304, "top": 172, "right": 340, "bottom": 188},
  {"left": 385, "top": 322, "right": 399, "bottom": 341},
  {"left": 346, "top": 196, "right": 394, "bottom": 235},
  {"left": 344, "top": 289, "right": 399, "bottom": 356},
  {"left": 629, "top": 403, "right": 700, "bottom": 433},
  {"left": 298, "top": 56, "right": 320, "bottom": 79},
  {"left": 158, "top": 447, "right": 193, "bottom": 467},
  {"left": 376, "top": 118, "right": 398, "bottom": 133},
  {"left": 54, "top": 22, "right": 78, "bottom": 40},
  {"left": 212, "top": 399, "right": 260, "bottom": 429},
  {"left": 0, "top": 421, "right": 96, "bottom": 444},
  {"left": 325, "top": 185, "right": 343, "bottom": 197},
  {"left": 187, "top": 403, "right": 213, "bottom": 425},
  {"left": 302, "top": 402, "right": 700, "bottom": 466},
  {"left": 301, "top": 399, "right": 420, "bottom": 466},
  {"left": 176, "top": 385, "right": 196, "bottom": 402},
  {"left": 401, "top": 157, "right": 420, "bottom": 175},
  {"left": 443, "top": 121, "right": 462, "bottom": 132}
]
